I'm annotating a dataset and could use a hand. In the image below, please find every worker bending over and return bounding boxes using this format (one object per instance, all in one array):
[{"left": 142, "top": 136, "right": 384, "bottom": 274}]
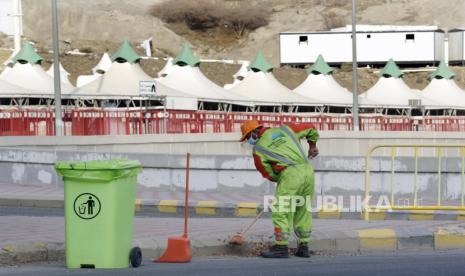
[{"left": 240, "top": 120, "right": 319, "bottom": 258}]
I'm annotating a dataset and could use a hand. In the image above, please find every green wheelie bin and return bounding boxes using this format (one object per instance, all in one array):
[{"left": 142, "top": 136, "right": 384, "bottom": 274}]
[{"left": 55, "top": 159, "right": 143, "bottom": 269}]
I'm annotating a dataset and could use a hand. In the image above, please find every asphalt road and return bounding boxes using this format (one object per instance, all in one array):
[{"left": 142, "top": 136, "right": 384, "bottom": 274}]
[{"left": 1, "top": 251, "right": 465, "bottom": 276}]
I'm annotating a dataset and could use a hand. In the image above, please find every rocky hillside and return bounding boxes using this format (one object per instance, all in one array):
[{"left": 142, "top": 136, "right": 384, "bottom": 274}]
[
  {"left": 2, "top": 0, "right": 465, "bottom": 93},
  {"left": 5, "top": 0, "right": 463, "bottom": 64}
]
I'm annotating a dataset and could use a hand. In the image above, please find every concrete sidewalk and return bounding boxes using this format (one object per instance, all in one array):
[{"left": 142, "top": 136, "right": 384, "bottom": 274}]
[{"left": 2, "top": 215, "right": 465, "bottom": 265}]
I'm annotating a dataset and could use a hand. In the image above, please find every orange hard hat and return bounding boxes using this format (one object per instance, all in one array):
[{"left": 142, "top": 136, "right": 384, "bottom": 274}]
[{"left": 240, "top": 120, "right": 262, "bottom": 142}]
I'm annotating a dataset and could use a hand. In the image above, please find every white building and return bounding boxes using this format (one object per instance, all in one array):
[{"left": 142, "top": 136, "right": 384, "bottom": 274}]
[
  {"left": 280, "top": 25, "right": 444, "bottom": 67},
  {"left": 448, "top": 28, "right": 465, "bottom": 65}
]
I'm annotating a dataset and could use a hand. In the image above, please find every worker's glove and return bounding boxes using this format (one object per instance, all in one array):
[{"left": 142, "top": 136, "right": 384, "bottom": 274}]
[{"left": 308, "top": 147, "right": 319, "bottom": 159}]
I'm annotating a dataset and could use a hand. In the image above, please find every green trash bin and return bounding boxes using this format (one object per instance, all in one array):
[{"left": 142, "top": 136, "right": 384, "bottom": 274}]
[{"left": 55, "top": 159, "right": 143, "bottom": 269}]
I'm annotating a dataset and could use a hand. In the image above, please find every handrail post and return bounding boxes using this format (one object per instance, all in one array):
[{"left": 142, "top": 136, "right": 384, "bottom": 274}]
[
  {"left": 365, "top": 144, "right": 465, "bottom": 214},
  {"left": 364, "top": 150, "right": 372, "bottom": 221},
  {"left": 390, "top": 146, "right": 395, "bottom": 208},
  {"left": 437, "top": 147, "right": 442, "bottom": 206},
  {"left": 414, "top": 147, "right": 419, "bottom": 207},
  {"left": 460, "top": 147, "right": 465, "bottom": 207}
]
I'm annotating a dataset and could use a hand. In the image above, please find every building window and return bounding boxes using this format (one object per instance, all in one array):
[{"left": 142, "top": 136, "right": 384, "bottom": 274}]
[
  {"left": 406, "top": 34, "right": 415, "bottom": 41},
  {"left": 299, "top": 35, "right": 308, "bottom": 45}
]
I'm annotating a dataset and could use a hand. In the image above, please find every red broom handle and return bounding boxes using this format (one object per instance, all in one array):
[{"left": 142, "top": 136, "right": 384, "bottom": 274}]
[{"left": 183, "top": 152, "right": 190, "bottom": 238}]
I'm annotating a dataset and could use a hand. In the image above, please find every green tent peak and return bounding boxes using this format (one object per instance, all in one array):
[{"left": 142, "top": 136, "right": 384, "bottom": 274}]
[
  {"left": 248, "top": 51, "right": 273, "bottom": 72},
  {"left": 172, "top": 43, "right": 200, "bottom": 67},
  {"left": 306, "top": 55, "right": 334, "bottom": 75},
  {"left": 378, "top": 59, "right": 403, "bottom": 78},
  {"left": 430, "top": 61, "right": 455, "bottom": 79},
  {"left": 111, "top": 40, "right": 141, "bottom": 64},
  {"left": 12, "top": 41, "right": 43, "bottom": 64}
]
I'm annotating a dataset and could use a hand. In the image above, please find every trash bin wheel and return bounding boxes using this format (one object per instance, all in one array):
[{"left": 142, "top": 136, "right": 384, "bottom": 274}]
[{"left": 130, "top": 246, "right": 142, "bottom": 268}]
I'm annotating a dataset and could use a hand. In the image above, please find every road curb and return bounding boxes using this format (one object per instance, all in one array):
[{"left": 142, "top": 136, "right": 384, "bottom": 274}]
[
  {"left": 0, "top": 242, "right": 65, "bottom": 266},
  {"left": 3, "top": 228, "right": 465, "bottom": 266},
  {"left": 3, "top": 197, "right": 465, "bottom": 221}
]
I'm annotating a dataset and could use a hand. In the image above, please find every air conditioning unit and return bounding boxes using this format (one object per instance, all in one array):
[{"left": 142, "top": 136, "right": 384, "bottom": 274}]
[{"left": 408, "top": 99, "right": 422, "bottom": 107}]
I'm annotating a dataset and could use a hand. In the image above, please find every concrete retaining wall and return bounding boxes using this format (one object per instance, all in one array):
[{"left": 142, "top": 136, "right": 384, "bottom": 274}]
[
  {"left": 1, "top": 131, "right": 464, "bottom": 204},
  {"left": 0, "top": 131, "right": 464, "bottom": 156},
  {"left": 0, "top": 131, "right": 464, "bottom": 204}
]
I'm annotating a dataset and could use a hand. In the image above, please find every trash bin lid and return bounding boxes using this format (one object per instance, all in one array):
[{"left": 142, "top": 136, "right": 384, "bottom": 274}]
[
  {"left": 55, "top": 159, "right": 142, "bottom": 182},
  {"left": 55, "top": 159, "right": 141, "bottom": 171}
]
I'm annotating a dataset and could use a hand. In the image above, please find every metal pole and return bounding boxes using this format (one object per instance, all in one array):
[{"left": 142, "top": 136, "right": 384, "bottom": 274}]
[
  {"left": 51, "top": 0, "right": 63, "bottom": 136},
  {"left": 13, "top": 0, "right": 21, "bottom": 54},
  {"left": 351, "top": 0, "right": 359, "bottom": 131}
]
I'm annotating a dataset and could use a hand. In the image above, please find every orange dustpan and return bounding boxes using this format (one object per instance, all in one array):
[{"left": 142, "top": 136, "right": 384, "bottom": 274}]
[{"left": 155, "top": 153, "right": 192, "bottom": 263}]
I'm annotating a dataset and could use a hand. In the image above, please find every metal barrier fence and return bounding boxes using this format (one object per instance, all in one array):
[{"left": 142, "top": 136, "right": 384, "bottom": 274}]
[
  {"left": 364, "top": 144, "right": 465, "bottom": 220},
  {"left": 0, "top": 107, "right": 465, "bottom": 136}
]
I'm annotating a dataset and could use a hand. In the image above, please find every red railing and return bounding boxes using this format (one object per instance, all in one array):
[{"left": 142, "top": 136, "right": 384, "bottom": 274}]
[{"left": 0, "top": 107, "right": 462, "bottom": 136}]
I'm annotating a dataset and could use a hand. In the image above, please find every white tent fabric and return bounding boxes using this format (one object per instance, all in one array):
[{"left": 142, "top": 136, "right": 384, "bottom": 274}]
[
  {"left": 294, "top": 74, "right": 358, "bottom": 106},
  {"left": 234, "top": 61, "right": 250, "bottom": 79},
  {"left": 47, "top": 62, "right": 73, "bottom": 86},
  {"left": 0, "top": 66, "right": 12, "bottom": 78},
  {"left": 69, "top": 62, "right": 198, "bottom": 109},
  {"left": 419, "top": 79, "right": 465, "bottom": 109},
  {"left": 224, "top": 61, "right": 249, "bottom": 90},
  {"left": 157, "top": 57, "right": 174, "bottom": 77},
  {"left": 0, "top": 63, "right": 74, "bottom": 94},
  {"left": 0, "top": 78, "right": 33, "bottom": 97},
  {"left": 92, "top": 52, "right": 112, "bottom": 74},
  {"left": 224, "top": 79, "right": 240, "bottom": 90},
  {"left": 228, "top": 71, "right": 321, "bottom": 106},
  {"left": 359, "top": 77, "right": 441, "bottom": 108},
  {"left": 157, "top": 64, "right": 252, "bottom": 105},
  {"left": 76, "top": 73, "right": 101, "bottom": 87}
]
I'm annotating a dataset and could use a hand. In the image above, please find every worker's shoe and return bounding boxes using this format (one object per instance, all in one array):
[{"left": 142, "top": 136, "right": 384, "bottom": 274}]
[
  {"left": 294, "top": 243, "right": 310, "bottom": 258},
  {"left": 261, "top": 245, "right": 289, "bottom": 258}
]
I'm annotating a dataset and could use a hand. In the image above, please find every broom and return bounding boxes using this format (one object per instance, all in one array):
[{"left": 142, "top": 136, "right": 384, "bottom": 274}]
[{"left": 228, "top": 209, "right": 264, "bottom": 246}]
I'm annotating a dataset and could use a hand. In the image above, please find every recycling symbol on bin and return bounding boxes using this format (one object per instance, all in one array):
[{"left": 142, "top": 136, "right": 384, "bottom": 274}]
[{"left": 74, "top": 193, "right": 101, "bottom": 220}]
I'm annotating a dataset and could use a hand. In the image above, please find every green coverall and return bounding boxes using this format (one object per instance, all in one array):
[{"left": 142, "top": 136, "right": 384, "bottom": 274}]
[{"left": 253, "top": 124, "right": 319, "bottom": 245}]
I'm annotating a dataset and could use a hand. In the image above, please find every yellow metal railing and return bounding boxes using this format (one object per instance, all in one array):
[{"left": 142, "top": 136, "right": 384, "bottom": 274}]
[{"left": 364, "top": 145, "right": 465, "bottom": 220}]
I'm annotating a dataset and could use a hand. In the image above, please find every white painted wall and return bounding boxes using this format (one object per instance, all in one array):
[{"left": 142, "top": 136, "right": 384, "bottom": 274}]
[
  {"left": 448, "top": 30, "right": 464, "bottom": 63},
  {"left": 434, "top": 32, "right": 445, "bottom": 61}
]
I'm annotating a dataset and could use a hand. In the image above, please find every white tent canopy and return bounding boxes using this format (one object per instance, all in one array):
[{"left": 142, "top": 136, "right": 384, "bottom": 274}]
[
  {"left": 294, "top": 74, "right": 357, "bottom": 106},
  {"left": 69, "top": 62, "right": 198, "bottom": 110},
  {"left": 0, "top": 66, "right": 12, "bottom": 78},
  {"left": 0, "top": 78, "right": 34, "bottom": 97},
  {"left": 157, "top": 57, "right": 174, "bottom": 77},
  {"left": 77, "top": 54, "right": 111, "bottom": 87},
  {"left": 92, "top": 52, "right": 112, "bottom": 74},
  {"left": 0, "top": 63, "right": 74, "bottom": 95},
  {"left": 47, "top": 62, "right": 73, "bottom": 86},
  {"left": 70, "top": 62, "right": 191, "bottom": 98},
  {"left": 229, "top": 71, "right": 322, "bottom": 106},
  {"left": 359, "top": 77, "right": 441, "bottom": 108},
  {"left": 76, "top": 74, "right": 101, "bottom": 87},
  {"left": 224, "top": 61, "right": 249, "bottom": 90},
  {"left": 158, "top": 64, "right": 252, "bottom": 105},
  {"left": 73, "top": 40, "right": 198, "bottom": 110},
  {"left": 233, "top": 61, "right": 249, "bottom": 79},
  {"left": 419, "top": 78, "right": 465, "bottom": 109}
]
